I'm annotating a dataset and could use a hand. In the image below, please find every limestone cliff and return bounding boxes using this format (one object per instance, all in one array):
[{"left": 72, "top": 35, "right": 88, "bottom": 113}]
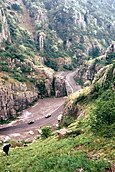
[
  {"left": 74, "top": 42, "right": 115, "bottom": 86},
  {"left": 0, "top": 0, "right": 115, "bottom": 70},
  {"left": 0, "top": 73, "right": 38, "bottom": 120},
  {"left": 54, "top": 73, "right": 67, "bottom": 97},
  {"left": 0, "top": 6, "right": 11, "bottom": 48}
]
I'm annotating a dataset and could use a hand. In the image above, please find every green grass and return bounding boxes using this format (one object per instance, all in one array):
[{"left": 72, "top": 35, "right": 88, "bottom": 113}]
[{"left": 0, "top": 120, "right": 114, "bottom": 172}]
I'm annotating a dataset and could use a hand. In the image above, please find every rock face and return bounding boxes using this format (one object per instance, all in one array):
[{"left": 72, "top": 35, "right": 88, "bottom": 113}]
[
  {"left": 0, "top": 75, "right": 38, "bottom": 120},
  {"left": 74, "top": 42, "right": 115, "bottom": 86},
  {"left": 0, "top": 7, "right": 11, "bottom": 48},
  {"left": 106, "top": 42, "right": 115, "bottom": 54},
  {"left": 0, "top": 54, "right": 55, "bottom": 120},
  {"left": 0, "top": 0, "right": 114, "bottom": 71},
  {"left": 54, "top": 74, "right": 67, "bottom": 97},
  {"left": 22, "top": 0, "right": 115, "bottom": 58},
  {"left": 74, "top": 61, "right": 98, "bottom": 85}
]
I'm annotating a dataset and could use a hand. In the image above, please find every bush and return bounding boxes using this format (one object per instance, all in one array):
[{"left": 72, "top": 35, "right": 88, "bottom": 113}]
[
  {"left": 44, "top": 59, "right": 58, "bottom": 71},
  {"left": 41, "top": 126, "right": 52, "bottom": 139},
  {"left": 89, "top": 89, "right": 115, "bottom": 136},
  {"left": 37, "top": 79, "right": 47, "bottom": 96},
  {"left": 11, "top": 3, "right": 22, "bottom": 11},
  {"left": 63, "top": 64, "right": 73, "bottom": 71},
  {"left": 62, "top": 116, "right": 75, "bottom": 127},
  {"left": 106, "top": 52, "right": 115, "bottom": 64},
  {"left": 89, "top": 47, "right": 100, "bottom": 58},
  {"left": 2, "top": 66, "right": 9, "bottom": 72},
  {"left": 0, "top": 20, "right": 2, "bottom": 32}
]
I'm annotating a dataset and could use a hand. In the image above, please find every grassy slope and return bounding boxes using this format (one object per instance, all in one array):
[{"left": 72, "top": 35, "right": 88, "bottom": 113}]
[{"left": 0, "top": 108, "right": 114, "bottom": 172}]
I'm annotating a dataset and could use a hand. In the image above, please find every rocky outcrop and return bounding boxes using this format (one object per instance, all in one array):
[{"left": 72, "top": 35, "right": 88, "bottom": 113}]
[
  {"left": 74, "top": 62, "right": 96, "bottom": 86},
  {"left": 0, "top": 7, "right": 11, "bottom": 48},
  {"left": 54, "top": 73, "right": 67, "bottom": 98},
  {"left": 18, "top": 0, "right": 115, "bottom": 61},
  {"left": 0, "top": 75, "right": 38, "bottom": 120},
  {"left": 106, "top": 42, "right": 115, "bottom": 54},
  {"left": 0, "top": 55, "right": 55, "bottom": 120},
  {"left": 0, "top": 0, "right": 114, "bottom": 72},
  {"left": 74, "top": 42, "right": 115, "bottom": 86}
]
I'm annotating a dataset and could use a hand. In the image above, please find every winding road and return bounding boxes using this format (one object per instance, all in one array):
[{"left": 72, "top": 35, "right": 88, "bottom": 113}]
[{"left": 0, "top": 70, "right": 81, "bottom": 142}]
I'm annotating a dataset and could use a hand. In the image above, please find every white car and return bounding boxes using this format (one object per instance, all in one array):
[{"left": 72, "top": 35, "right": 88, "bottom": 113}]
[
  {"left": 45, "top": 113, "right": 51, "bottom": 118},
  {"left": 57, "top": 114, "right": 63, "bottom": 121}
]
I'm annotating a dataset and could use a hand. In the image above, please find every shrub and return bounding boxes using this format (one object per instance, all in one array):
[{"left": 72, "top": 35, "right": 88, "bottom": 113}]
[
  {"left": 62, "top": 116, "right": 75, "bottom": 127},
  {"left": 63, "top": 64, "right": 73, "bottom": 70},
  {"left": 89, "top": 89, "right": 115, "bottom": 136},
  {"left": 1, "top": 75, "right": 9, "bottom": 81},
  {"left": 44, "top": 59, "right": 58, "bottom": 71},
  {"left": 89, "top": 47, "right": 100, "bottom": 58},
  {"left": 11, "top": 3, "right": 22, "bottom": 11},
  {"left": 106, "top": 52, "right": 115, "bottom": 64},
  {"left": 0, "top": 20, "right": 2, "bottom": 32},
  {"left": 41, "top": 126, "right": 52, "bottom": 139},
  {"left": 37, "top": 79, "right": 47, "bottom": 96},
  {"left": 2, "top": 66, "right": 9, "bottom": 72}
]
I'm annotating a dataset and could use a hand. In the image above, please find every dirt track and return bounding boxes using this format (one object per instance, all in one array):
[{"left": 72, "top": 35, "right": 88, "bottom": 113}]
[{"left": 0, "top": 71, "right": 81, "bottom": 142}]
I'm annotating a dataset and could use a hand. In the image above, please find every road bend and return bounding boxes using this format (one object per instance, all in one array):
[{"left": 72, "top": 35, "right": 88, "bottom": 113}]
[{"left": 0, "top": 71, "right": 82, "bottom": 141}]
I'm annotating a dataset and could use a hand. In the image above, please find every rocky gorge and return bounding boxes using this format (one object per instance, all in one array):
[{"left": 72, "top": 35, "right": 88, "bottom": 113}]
[{"left": 0, "top": 0, "right": 115, "bottom": 121}]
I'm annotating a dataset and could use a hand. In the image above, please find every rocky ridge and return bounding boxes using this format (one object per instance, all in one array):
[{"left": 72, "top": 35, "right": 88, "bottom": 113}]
[
  {"left": 74, "top": 42, "right": 115, "bottom": 86},
  {"left": 0, "top": 0, "right": 115, "bottom": 69}
]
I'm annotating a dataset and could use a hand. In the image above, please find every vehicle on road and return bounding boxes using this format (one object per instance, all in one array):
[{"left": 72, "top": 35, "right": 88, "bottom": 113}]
[
  {"left": 45, "top": 113, "right": 51, "bottom": 118},
  {"left": 28, "top": 120, "right": 34, "bottom": 125},
  {"left": 57, "top": 114, "right": 63, "bottom": 122}
]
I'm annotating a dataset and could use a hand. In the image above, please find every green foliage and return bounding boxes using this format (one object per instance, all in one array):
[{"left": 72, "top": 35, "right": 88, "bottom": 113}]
[
  {"left": 37, "top": 79, "right": 47, "bottom": 96},
  {"left": 75, "top": 78, "right": 84, "bottom": 86},
  {"left": 1, "top": 65, "right": 9, "bottom": 72},
  {"left": 89, "top": 89, "right": 115, "bottom": 137},
  {"left": 0, "top": 131, "right": 111, "bottom": 172},
  {"left": 106, "top": 52, "right": 115, "bottom": 64},
  {"left": 41, "top": 126, "right": 52, "bottom": 138},
  {"left": 11, "top": 72, "right": 27, "bottom": 82},
  {"left": 63, "top": 64, "right": 73, "bottom": 71},
  {"left": 21, "top": 66, "right": 31, "bottom": 73},
  {"left": 2, "top": 43, "right": 25, "bottom": 61},
  {"left": 0, "top": 20, "right": 2, "bottom": 32},
  {"left": 91, "top": 82, "right": 101, "bottom": 99},
  {"left": 89, "top": 47, "right": 100, "bottom": 58},
  {"left": 62, "top": 116, "right": 75, "bottom": 127},
  {"left": 11, "top": 3, "right": 22, "bottom": 11},
  {"left": 44, "top": 59, "right": 58, "bottom": 71}
]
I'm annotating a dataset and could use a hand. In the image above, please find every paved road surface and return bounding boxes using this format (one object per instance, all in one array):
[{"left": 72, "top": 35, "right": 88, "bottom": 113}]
[{"left": 0, "top": 70, "right": 81, "bottom": 141}]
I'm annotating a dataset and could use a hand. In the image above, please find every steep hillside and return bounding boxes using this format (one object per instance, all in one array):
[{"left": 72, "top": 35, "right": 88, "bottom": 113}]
[
  {"left": 74, "top": 42, "right": 115, "bottom": 86},
  {"left": 0, "top": 127, "right": 114, "bottom": 172},
  {"left": 0, "top": 0, "right": 115, "bottom": 121},
  {"left": 62, "top": 62, "right": 115, "bottom": 132},
  {"left": 0, "top": 63, "right": 114, "bottom": 171},
  {"left": 0, "top": 0, "right": 115, "bottom": 70}
]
